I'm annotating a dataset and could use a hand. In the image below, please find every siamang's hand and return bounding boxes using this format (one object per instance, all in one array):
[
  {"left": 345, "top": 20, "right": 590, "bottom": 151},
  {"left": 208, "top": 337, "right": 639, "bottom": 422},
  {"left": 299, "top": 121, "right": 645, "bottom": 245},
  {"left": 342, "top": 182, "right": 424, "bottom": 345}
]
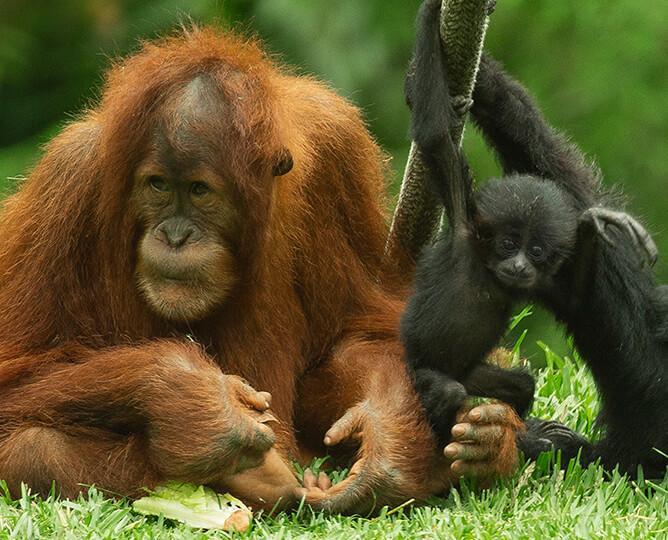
[
  {"left": 442, "top": 403, "right": 522, "bottom": 480},
  {"left": 580, "top": 207, "right": 658, "bottom": 267}
]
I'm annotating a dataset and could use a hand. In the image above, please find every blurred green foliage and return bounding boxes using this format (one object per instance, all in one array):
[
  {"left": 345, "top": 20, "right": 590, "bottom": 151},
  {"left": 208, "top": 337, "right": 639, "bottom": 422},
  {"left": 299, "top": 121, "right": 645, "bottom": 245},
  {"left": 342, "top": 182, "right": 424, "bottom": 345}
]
[{"left": 0, "top": 0, "right": 666, "bottom": 356}]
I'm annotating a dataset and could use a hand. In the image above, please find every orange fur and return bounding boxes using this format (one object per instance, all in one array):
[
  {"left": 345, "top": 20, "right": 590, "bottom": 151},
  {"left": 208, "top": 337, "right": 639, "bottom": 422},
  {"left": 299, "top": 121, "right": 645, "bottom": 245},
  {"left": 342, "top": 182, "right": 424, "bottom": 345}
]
[{"left": 0, "top": 27, "right": 518, "bottom": 510}]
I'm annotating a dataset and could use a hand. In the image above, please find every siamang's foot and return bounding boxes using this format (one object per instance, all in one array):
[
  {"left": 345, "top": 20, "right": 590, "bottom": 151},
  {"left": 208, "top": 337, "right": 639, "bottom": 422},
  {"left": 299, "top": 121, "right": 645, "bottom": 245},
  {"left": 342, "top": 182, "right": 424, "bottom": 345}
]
[
  {"left": 580, "top": 207, "right": 658, "bottom": 267},
  {"left": 518, "top": 419, "right": 591, "bottom": 462},
  {"left": 413, "top": 368, "right": 467, "bottom": 445}
]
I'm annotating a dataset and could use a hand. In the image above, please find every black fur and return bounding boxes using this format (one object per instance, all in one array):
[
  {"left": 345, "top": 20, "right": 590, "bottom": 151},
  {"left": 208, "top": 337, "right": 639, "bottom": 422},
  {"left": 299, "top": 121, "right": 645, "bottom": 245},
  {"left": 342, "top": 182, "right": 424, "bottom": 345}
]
[{"left": 402, "top": 0, "right": 667, "bottom": 478}]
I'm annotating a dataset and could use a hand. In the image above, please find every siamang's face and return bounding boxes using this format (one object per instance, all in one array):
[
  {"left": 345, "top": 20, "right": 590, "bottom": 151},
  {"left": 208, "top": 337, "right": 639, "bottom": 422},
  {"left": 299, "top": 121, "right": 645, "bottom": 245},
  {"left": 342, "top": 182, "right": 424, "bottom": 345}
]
[
  {"left": 476, "top": 176, "right": 579, "bottom": 293},
  {"left": 482, "top": 218, "right": 573, "bottom": 293},
  {"left": 488, "top": 228, "right": 553, "bottom": 290}
]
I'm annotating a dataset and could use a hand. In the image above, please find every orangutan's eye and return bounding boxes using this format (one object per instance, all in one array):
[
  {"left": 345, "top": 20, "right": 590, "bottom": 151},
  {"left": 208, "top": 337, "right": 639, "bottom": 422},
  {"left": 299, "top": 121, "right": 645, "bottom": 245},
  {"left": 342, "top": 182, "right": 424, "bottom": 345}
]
[
  {"left": 148, "top": 175, "right": 170, "bottom": 192},
  {"left": 190, "top": 181, "right": 211, "bottom": 196}
]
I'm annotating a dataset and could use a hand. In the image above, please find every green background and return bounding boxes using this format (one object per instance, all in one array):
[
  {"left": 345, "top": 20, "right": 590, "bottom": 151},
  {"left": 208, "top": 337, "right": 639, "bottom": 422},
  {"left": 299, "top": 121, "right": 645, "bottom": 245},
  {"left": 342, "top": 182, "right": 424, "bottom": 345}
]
[{"left": 1, "top": 0, "right": 666, "bottom": 358}]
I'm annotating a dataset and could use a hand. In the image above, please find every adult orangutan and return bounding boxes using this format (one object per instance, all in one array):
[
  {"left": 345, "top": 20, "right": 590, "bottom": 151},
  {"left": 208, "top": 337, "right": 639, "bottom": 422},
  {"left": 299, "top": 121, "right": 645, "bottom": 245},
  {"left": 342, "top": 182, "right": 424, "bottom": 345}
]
[{"left": 0, "top": 28, "right": 521, "bottom": 513}]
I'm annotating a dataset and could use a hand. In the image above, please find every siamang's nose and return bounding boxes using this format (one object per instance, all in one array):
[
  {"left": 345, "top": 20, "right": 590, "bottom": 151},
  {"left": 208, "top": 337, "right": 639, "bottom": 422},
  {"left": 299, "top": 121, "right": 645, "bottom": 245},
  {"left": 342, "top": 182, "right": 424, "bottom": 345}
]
[
  {"left": 513, "top": 259, "right": 530, "bottom": 277},
  {"left": 157, "top": 219, "right": 197, "bottom": 248}
]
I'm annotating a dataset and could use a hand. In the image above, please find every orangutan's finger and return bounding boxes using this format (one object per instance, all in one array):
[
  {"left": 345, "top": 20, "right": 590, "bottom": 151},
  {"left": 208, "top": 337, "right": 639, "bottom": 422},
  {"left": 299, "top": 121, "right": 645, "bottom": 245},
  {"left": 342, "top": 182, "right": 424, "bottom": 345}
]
[
  {"left": 303, "top": 468, "right": 317, "bottom": 489},
  {"left": 255, "top": 411, "right": 278, "bottom": 424},
  {"left": 464, "top": 404, "right": 515, "bottom": 424},
  {"left": 294, "top": 469, "right": 368, "bottom": 513},
  {"left": 236, "top": 383, "right": 272, "bottom": 412},
  {"left": 324, "top": 405, "right": 365, "bottom": 446},
  {"left": 452, "top": 423, "right": 504, "bottom": 445},
  {"left": 450, "top": 459, "right": 495, "bottom": 478},
  {"left": 317, "top": 471, "right": 332, "bottom": 490},
  {"left": 444, "top": 442, "right": 492, "bottom": 462}
]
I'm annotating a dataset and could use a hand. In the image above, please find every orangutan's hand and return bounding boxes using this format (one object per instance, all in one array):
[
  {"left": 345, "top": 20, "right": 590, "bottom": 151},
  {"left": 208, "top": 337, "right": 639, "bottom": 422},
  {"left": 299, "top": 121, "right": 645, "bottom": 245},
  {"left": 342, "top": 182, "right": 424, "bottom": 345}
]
[
  {"left": 294, "top": 400, "right": 428, "bottom": 514},
  {"left": 444, "top": 403, "right": 523, "bottom": 481}
]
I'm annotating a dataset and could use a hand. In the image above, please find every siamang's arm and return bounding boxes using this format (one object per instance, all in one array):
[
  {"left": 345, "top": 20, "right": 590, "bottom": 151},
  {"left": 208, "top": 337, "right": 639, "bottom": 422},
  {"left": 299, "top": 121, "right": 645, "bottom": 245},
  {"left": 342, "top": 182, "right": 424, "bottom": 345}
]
[
  {"left": 471, "top": 54, "right": 658, "bottom": 266},
  {"left": 471, "top": 54, "right": 599, "bottom": 209},
  {"left": 406, "top": 0, "right": 475, "bottom": 233}
]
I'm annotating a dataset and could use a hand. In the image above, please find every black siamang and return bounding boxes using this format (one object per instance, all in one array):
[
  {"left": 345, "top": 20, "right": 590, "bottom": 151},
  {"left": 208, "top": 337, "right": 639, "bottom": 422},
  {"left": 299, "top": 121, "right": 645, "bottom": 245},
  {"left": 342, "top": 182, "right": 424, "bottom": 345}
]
[{"left": 401, "top": 0, "right": 666, "bottom": 478}]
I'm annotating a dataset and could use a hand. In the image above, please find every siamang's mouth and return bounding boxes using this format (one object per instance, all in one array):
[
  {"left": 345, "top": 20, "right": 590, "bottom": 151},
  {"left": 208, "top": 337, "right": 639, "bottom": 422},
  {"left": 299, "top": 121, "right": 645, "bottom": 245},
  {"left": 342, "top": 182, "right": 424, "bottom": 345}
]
[{"left": 497, "top": 271, "right": 536, "bottom": 290}]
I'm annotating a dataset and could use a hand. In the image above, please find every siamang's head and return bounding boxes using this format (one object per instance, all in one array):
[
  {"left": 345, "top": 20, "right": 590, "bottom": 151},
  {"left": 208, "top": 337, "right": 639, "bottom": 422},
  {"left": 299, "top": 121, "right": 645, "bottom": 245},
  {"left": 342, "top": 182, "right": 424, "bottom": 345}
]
[{"left": 474, "top": 175, "right": 579, "bottom": 291}]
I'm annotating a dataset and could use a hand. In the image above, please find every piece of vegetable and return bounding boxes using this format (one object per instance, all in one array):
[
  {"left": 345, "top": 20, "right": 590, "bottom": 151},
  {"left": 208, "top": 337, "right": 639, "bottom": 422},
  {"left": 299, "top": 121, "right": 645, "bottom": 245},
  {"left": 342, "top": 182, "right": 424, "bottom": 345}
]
[{"left": 132, "top": 482, "right": 252, "bottom": 531}]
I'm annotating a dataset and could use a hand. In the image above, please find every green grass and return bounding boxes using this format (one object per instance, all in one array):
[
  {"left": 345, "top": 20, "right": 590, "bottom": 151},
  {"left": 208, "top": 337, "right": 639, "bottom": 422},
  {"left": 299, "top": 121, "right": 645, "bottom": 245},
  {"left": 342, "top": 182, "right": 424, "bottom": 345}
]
[{"left": 1, "top": 346, "right": 667, "bottom": 539}]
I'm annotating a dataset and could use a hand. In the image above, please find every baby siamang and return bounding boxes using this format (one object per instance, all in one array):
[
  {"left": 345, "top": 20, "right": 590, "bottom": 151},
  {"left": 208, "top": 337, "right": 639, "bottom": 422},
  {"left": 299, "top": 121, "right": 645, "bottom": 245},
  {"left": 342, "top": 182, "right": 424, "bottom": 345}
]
[{"left": 402, "top": 0, "right": 666, "bottom": 478}]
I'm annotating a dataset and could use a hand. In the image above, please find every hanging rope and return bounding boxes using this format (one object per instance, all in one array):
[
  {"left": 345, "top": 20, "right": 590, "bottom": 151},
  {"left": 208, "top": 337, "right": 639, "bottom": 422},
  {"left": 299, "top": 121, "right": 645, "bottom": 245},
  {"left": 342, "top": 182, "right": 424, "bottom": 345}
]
[{"left": 384, "top": 0, "right": 493, "bottom": 273}]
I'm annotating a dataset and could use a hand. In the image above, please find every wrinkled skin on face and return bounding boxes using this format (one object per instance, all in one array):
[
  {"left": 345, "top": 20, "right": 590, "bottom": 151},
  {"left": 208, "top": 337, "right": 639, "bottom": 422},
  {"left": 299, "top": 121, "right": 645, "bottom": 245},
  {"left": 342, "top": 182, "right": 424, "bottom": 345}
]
[{"left": 133, "top": 77, "right": 246, "bottom": 321}]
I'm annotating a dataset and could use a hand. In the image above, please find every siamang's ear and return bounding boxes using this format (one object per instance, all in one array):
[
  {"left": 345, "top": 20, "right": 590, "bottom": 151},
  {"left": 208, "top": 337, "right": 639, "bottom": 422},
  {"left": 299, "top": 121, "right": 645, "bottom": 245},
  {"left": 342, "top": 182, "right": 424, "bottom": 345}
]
[{"left": 272, "top": 148, "right": 293, "bottom": 177}]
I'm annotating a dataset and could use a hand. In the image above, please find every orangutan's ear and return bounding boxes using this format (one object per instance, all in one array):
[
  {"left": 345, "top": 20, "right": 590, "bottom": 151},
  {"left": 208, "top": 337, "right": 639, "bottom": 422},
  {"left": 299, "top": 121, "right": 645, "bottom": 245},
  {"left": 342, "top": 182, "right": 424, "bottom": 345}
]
[{"left": 272, "top": 148, "right": 293, "bottom": 177}]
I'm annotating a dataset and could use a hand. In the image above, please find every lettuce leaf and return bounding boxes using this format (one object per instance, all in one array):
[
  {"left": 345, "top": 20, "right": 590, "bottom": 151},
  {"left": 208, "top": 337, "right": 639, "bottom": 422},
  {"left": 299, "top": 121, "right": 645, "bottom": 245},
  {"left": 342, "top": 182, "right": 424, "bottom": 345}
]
[{"left": 133, "top": 482, "right": 252, "bottom": 530}]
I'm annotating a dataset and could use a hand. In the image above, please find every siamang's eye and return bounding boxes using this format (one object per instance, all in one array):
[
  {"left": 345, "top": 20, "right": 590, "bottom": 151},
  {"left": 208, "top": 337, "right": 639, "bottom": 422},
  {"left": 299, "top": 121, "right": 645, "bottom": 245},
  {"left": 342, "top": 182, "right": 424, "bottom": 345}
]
[
  {"left": 501, "top": 238, "right": 517, "bottom": 252},
  {"left": 190, "top": 181, "right": 211, "bottom": 196},
  {"left": 529, "top": 245, "right": 545, "bottom": 260},
  {"left": 148, "top": 175, "right": 169, "bottom": 192}
]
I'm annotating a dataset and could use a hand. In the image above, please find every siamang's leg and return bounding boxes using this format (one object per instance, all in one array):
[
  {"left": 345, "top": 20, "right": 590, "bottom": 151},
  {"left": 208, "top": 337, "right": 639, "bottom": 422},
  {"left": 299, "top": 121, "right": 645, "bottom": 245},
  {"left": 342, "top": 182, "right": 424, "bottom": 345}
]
[
  {"left": 413, "top": 368, "right": 468, "bottom": 445},
  {"left": 0, "top": 341, "right": 281, "bottom": 499},
  {"left": 568, "top": 206, "right": 657, "bottom": 301},
  {"left": 579, "top": 207, "right": 658, "bottom": 267},
  {"left": 462, "top": 363, "right": 535, "bottom": 417},
  {"left": 520, "top": 421, "right": 667, "bottom": 478},
  {"left": 470, "top": 54, "right": 598, "bottom": 206}
]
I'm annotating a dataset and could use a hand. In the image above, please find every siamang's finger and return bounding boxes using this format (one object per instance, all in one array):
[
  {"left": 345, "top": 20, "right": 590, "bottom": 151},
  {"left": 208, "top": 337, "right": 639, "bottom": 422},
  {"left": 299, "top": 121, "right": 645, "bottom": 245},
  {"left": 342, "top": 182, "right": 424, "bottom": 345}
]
[
  {"left": 534, "top": 421, "right": 576, "bottom": 438},
  {"left": 452, "top": 95, "right": 474, "bottom": 117},
  {"left": 627, "top": 223, "right": 640, "bottom": 246},
  {"left": 452, "top": 422, "right": 504, "bottom": 445},
  {"left": 603, "top": 210, "right": 657, "bottom": 266},
  {"left": 324, "top": 405, "right": 365, "bottom": 446},
  {"left": 463, "top": 404, "right": 515, "bottom": 425},
  {"left": 444, "top": 442, "right": 492, "bottom": 462}
]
